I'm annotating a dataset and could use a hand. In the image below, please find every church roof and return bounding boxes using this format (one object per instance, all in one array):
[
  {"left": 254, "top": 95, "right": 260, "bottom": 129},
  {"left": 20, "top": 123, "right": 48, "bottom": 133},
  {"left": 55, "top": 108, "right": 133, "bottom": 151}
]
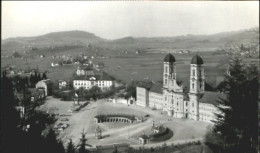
[
  {"left": 149, "top": 83, "right": 163, "bottom": 94},
  {"left": 73, "top": 73, "right": 113, "bottom": 81},
  {"left": 164, "top": 53, "right": 176, "bottom": 62},
  {"left": 191, "top": 55, "right": 204, "bottom": 65},
  {"left": 199, "top": 91, "right": 225, "bottom": 105}
]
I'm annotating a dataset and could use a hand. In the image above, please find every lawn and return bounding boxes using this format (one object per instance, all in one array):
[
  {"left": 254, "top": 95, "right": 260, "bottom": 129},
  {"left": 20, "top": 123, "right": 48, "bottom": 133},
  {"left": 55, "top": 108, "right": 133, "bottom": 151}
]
[
  {"left": 101, "top": 51, "right": 229, "bottom": 87},
  {"left": 2, "top": 46, "right": 230, "bottom": 89}
]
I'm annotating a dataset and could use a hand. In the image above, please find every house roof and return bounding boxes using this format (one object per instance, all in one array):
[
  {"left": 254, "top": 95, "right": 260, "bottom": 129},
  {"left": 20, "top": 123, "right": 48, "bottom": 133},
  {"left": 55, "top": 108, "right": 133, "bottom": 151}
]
[
  {"left": 149, "top": 83, "right": 163, "bottom": 94},
  {"left": 41, "top": 79, "right": 52, "bottom": 85},
  {"left": 140, "top": 134, "right": 149, "bottom": 139},
  {"left": 199, "top": 91, "right": 225, "bottom": 105},
  {"left": 78, "top": 65, "right": 93, "bottom": 71}
]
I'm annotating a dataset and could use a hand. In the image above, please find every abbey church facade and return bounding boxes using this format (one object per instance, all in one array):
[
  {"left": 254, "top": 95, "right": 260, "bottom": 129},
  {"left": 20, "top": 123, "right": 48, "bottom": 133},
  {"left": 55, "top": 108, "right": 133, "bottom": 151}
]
[{"left": 136, "top": 54, "right": 223, "bottom": 123}]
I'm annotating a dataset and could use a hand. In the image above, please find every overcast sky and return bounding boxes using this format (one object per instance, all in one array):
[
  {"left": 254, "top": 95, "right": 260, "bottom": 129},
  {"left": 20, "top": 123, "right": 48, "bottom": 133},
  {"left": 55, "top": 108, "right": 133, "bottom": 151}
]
[{"left": 2, "top": 1, "right": 259, "bottom": 40}]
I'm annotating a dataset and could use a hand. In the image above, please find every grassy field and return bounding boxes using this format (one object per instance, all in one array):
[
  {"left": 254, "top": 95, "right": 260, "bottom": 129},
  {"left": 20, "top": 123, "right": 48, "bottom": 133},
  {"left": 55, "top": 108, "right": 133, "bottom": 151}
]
[
  {"left": 2, "top": 45, "right": 231, "bottom": 88},
  {"left": 101, "top": 51, "right": 230, "bottom": 87}
]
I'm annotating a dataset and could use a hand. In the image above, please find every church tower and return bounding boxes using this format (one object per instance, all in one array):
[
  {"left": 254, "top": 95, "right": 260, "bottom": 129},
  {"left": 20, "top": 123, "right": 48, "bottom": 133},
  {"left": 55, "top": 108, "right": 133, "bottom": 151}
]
[
  {"left": 163, "top": 53, "right": 176, "bottom": 89},
  {"left": 190, "top": 55, "right": 204, "bottom": 94},
  {"left": 189, "top": 55, "right": 204, "bottom": 120},
  {"left": 163, "top": 53, "right": 178, "bottom": 116}
]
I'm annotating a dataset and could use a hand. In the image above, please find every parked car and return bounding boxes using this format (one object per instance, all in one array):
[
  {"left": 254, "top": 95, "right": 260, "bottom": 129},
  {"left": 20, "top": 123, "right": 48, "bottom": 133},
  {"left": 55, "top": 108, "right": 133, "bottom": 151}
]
[
  {"left": 61, "top": 124, "right": 69, "bottom": 128},
  {"left": 61, "top": 118, "right": 69, "bottom": 121},
  {"left": 54, "top": 123, "right": 63, "bottom": 129},
  {"left": 58, "top": 128, "right": 64, "bottom": 131}
]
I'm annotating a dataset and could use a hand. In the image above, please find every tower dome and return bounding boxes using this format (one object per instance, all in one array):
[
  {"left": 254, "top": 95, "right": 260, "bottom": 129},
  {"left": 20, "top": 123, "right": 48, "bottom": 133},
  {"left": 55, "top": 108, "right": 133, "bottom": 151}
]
[
  {"left": 164, "top": 53, "right": 176, "bottom": 62},
  {"left": 191, "top": 55, "right": 203, "bottom": 65}
]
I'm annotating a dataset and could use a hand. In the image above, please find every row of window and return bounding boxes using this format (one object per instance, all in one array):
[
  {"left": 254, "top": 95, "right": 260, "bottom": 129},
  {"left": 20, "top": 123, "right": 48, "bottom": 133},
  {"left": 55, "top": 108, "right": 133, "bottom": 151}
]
[
  {"left": 199, "top": 107, "right": 215, "bottom": 112},
  {"left": 200, "top": 113, "right": 212, "bottom": 118}
]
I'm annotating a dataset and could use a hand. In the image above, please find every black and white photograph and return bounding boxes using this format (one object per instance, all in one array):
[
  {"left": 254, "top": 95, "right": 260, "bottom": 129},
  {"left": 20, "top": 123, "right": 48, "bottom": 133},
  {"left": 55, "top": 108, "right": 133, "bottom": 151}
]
[{"left": 1, "top": 1, "right": 259, "bottom": 153}]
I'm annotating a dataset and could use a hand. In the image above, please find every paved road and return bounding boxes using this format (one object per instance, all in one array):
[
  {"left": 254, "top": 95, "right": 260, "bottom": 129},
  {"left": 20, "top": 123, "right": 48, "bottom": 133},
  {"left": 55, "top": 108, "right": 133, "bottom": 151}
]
[{"left": 43, "top": 98, "right": 209, "bottom": 148}]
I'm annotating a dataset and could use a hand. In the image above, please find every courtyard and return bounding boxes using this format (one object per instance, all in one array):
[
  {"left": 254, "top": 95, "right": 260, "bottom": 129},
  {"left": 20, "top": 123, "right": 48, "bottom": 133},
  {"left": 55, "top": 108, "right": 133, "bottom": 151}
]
[{"left": 40, "top": 97, "right": 211, "bottom": 147}]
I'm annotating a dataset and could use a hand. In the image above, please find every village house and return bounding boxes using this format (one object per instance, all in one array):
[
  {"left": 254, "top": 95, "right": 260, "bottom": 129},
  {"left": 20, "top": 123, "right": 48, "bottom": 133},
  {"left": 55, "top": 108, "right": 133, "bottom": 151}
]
[
  {"left": 36, "top": 79, "right": 53, "bottom": 97},
  {"left": 58, "top": 80, "right": 67, "bottom": 89},
  {"left": 76, "top": 65, "right": 95, "bottom": 76},
  {"left": 51, "top": 61, "right": 61, "bottom": 67}
]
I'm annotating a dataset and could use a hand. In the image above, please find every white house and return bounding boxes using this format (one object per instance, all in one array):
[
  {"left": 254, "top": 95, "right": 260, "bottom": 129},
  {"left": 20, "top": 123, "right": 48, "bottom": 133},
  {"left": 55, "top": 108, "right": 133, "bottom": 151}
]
[
  {"left": 59, "top": 80, "right": 67, "bottom": 89},
  {"left": 36, "top": 79, "right": 52, "bottom": 96},
  {"left": 73, "top": 74, "right": 113, "bottom": 90}
]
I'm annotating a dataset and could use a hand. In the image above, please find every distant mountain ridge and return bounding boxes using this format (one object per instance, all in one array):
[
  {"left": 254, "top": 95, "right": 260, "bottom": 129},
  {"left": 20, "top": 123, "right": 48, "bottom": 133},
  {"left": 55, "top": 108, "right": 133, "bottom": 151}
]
[
  {"left": 2, "top": 27, "right": 258, "bottom": 52},
  {"left": 2, "top": 30, "right": 105, "bottom": 50}
]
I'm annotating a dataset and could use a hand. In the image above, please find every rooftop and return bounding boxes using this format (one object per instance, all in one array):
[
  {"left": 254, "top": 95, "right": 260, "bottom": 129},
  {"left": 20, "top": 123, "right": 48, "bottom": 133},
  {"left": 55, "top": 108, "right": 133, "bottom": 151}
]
[
  {"left": 140, "top": 134, "right": 149, "bottom": 139},
  {"left": 199, "top": 91, "right": 226, "bottom": 105},
  {"left": 78, "top": 65, "right": 93, "bottom": 71},
  {"left": 73, "top": 73, "right": 113, "bottom": 81},
  {"left": 149, "top": 83, "right": 163, "bottom": 94}
]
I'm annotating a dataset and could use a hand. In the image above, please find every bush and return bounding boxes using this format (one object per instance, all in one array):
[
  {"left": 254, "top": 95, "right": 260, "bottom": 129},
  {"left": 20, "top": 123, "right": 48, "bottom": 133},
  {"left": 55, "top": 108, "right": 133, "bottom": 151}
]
[{"left": 150, "top": 128, "right": 174, "bottom": 142}]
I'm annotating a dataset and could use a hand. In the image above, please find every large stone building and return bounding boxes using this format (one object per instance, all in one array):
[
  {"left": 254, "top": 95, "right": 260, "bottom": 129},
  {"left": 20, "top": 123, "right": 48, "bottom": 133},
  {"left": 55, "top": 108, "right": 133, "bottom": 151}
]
[
  {"left": 73, "top": 73, "right": 114, "bottom": 90},
  {"left": 136, "top": 54, "right": 224, "bottom": 123}
]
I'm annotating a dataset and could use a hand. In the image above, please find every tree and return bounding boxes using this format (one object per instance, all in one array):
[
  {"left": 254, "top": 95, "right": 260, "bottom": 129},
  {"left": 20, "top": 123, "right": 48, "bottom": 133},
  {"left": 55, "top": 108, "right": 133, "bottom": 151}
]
[
  {"left": 30, "top": 73, "right": 34, "bottom": 87},
  {"left": 42, "top": 72, "right": 48, "bottom": 80},
  {"left": 44, "top": 129, "right": 65, "bottom": 153},
  {"left": 1, "top": 75, "right": 23, "bottom": 153},
  {"left": 37, "top": 73, "right": 42, "bottom": 82},
  {"left": 210, "top": 57, "right": 258, "bottom": 153},
  {"left": 78, "top": 131, "right": 89, "bottom": 153},
  {"left": 67, "top": 139, "right": 76, "bottom": 153}
]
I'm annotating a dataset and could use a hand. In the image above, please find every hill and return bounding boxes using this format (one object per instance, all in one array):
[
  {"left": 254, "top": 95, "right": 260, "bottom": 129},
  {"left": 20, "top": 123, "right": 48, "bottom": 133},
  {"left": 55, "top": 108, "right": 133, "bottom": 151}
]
[
  {"left": 2, "top": 27, "right": 258, "bottom": 54},
  {"left": 106, "top": 27, "right": 259, "bottom": 51},
  {"left": 2, "top": 30, "right": 104, "bottom": 53}
]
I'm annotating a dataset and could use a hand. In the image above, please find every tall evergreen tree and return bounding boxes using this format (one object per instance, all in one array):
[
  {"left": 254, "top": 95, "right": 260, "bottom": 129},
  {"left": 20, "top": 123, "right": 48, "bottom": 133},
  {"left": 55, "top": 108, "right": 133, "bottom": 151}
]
[
  {"left": 33, "top": 72, "right": 38, "bottom": 85},
  {"left": 211, "top": 57, "right": 258, "bottom": 153},
  {"left": 1, "top": 75, "right": 23, "bottom": 153},
  {"left": 30, "top": 73, "right": 34, "bottom": 87},
  {"left": 78, "top": 131, "right": 88, "bottom": 153},
  {"left": 42, "top": 72, "right": 47, "bottom": 80},
  {"left": 67, "top": 139, "right": 76, "bottom": 153},
  {"left": 45, "top": 129, "right": 65, "bottom": 153},
  {"left": 37, "top": 73, "right": 42, "bottom": 82}
]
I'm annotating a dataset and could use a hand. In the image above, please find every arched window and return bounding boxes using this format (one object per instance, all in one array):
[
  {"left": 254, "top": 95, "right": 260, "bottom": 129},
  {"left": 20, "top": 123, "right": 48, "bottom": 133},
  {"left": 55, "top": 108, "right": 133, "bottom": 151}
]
[
  {"left": 165, "top": 79, "right": 167, "bottom": 85},
  {"left": 192, "top": 83, "right": 194, "bottom": 89},
  {"left": 193, "top": 69, "right": 195, "bottom": 76}
]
